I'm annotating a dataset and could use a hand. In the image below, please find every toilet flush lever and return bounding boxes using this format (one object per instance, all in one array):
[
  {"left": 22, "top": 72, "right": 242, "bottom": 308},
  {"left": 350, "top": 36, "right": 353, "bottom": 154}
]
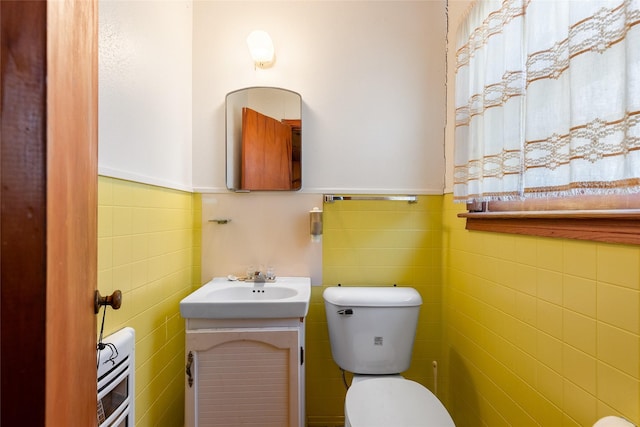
[{"left": 337, "top": 308, "right": 353, "bottom": 316}]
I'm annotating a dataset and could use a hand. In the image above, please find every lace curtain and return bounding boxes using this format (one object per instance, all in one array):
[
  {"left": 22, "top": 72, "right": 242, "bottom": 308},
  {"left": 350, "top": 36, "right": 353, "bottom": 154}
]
[{"left": 454, "top": 0, "right": 640, "bottom": 203}]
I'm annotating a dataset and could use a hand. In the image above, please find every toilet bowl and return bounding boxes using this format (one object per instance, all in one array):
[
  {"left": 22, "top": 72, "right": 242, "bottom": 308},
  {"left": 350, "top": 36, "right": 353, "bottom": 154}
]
[{"left": 345, "top": 377, "right": 454, "bottom": 427}]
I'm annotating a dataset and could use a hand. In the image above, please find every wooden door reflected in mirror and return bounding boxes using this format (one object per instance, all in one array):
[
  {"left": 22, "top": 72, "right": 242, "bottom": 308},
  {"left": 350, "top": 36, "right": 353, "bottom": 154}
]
[{"left": 226, "top": 87, "right": 301, "bottom": 191}]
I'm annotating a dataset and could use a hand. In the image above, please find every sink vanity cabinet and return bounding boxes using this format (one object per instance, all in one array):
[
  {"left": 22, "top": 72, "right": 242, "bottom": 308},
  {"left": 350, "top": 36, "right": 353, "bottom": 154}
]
[
  {"left": 180, "top": 277, "right": 311, "bottom": 427},
  {"left": 184, "top": 318, "right": 305, "bottom": 427}
]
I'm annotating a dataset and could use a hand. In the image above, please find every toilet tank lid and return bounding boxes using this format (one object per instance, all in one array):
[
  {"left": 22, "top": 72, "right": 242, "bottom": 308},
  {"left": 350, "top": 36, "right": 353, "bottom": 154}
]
[{"left": 323, "top": 286, "right": 422, "bottom": 307}]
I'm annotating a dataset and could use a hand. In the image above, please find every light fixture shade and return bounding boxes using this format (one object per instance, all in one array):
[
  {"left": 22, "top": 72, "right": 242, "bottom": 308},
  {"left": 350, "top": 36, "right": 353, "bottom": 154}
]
[{"left": 246, "top": 30, "right": 275, "bottom": 68}]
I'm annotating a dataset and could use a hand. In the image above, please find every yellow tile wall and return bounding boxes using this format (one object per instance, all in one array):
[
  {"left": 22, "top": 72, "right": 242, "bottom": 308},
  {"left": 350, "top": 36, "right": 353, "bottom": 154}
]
[
  {"left": 97, "top": 176, "right": 201, "bottom": 427},
  {"left": 441, "top": 193, "right": 640, "bottom": 426},
  {"left": 306, "top": 195, "right": 444, "bottom": 425},
  {"left": 96, "top": 183, "right": 640, "bottom": 427}
]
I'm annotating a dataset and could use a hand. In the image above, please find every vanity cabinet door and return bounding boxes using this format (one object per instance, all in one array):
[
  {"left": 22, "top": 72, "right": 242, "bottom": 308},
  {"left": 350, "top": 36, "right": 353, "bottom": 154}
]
[{"left": 185, "top": 328, "right": 300, "bottom": 427}]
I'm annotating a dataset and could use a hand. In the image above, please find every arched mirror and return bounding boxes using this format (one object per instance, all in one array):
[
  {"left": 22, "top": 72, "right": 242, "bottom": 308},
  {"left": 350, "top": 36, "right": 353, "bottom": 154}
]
[{"left": 226, "top": 87, "right": 302, "bottom": 191}]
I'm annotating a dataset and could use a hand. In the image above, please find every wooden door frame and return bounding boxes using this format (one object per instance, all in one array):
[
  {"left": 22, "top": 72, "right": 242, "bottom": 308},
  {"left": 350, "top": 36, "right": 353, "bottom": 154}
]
[
  {"left": 1, "top": 1, "right": 98, "bottom": 425},
  {"left": 1, "top": 2, "right": 48, "bottom": 424}
]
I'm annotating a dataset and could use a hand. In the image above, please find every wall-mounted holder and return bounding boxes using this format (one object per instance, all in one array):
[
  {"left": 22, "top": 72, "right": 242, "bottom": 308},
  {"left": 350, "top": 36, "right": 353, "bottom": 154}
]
[
  {"left": 324, "top": 194, "right": 418, "bottom": 204},
  {"left": 94, "top": 290, "right": 122, "bottom": 314},
  {"left": 209, "top": 219, "right": 232, "bottom": 224},
  {"left": 310, "top": 207, "right": 323, "bottom": 242}
]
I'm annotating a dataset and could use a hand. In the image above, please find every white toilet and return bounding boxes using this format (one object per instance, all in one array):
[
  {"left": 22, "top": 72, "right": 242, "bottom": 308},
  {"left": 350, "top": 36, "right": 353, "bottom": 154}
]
[{"left": 323, "top": 286, "right": 455, "bottom": 427}]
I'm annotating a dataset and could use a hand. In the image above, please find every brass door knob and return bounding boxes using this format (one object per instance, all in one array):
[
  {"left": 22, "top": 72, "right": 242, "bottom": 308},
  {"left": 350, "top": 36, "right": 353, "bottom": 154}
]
[{"left": 94, "top": 290, "right": 122, "bottom": 314}]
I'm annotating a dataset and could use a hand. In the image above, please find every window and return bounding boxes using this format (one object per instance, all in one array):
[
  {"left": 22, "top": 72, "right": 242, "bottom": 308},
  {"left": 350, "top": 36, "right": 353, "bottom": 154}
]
[{"left": 454, "top": 0, "right": 640, "bottom": 244}]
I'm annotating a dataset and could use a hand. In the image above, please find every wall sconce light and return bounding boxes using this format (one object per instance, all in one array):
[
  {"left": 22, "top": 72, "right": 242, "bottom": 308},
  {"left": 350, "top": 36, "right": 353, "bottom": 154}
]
[
  {"left": 246, "top": 30, "right": 275, "bottom": 69},
  {"left": 310, "top": 207, "right": 323, "bottom": 243}
]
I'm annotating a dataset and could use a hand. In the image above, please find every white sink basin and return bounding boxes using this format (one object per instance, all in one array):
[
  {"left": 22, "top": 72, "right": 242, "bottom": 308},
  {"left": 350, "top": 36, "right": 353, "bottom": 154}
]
[{"left": 180, "top": 276, "right": 311, "bottom": 319}]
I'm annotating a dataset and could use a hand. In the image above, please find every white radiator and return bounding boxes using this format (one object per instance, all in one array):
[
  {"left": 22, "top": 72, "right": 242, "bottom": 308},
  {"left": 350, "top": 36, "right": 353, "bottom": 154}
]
[{"left": 97, "top": 327, "right": 135, "bottom": 427}]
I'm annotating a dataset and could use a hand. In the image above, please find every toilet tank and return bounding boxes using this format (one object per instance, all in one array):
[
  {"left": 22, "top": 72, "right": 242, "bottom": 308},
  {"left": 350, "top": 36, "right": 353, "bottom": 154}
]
[{"left": 323, "top": 286, "right": 422, "bottom": 374}]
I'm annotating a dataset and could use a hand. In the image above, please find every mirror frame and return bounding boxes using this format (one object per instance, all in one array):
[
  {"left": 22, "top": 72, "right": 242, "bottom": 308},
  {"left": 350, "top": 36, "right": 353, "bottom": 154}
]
[{"left": 225, "top": 87, "right": 302, "bottom": 191}]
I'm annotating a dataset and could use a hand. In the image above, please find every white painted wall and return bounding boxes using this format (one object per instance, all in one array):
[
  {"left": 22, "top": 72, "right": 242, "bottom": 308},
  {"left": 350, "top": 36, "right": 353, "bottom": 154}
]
[
  {"left": 98, "top": 1, "right": 446, "bottom": 193},
  {"left": 99, "top": 0, "right": 193, "bottom": 191},
  {"left": 192, "top": 0, "right": 447, "bottom": 194}
]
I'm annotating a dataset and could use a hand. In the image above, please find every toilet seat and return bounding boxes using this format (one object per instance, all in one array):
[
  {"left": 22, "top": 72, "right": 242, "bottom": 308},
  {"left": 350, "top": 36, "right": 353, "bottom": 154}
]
[{"left": 345, "top": 377, "right": 455, "bottom": 427}]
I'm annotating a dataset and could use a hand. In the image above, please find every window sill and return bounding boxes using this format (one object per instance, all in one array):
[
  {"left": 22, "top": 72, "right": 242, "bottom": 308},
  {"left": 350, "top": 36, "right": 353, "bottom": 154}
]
[{"left": 458, "top": 210, "right": 640, "bottom": 245}]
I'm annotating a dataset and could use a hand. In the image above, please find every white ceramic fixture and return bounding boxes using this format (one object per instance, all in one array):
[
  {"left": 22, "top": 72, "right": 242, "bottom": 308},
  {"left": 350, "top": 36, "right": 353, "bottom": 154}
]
[
  {"left": 323, "top": 286, "right": 422, "bottom": 374},
  {"left": 180, "top": 276, "right": 311, "bottom": 319},
  {"left": 345, "top": 377, "right": 454, "bottom": 427},
  {"left": 323, "top": 286, "right": 455, "bottom": 427}
]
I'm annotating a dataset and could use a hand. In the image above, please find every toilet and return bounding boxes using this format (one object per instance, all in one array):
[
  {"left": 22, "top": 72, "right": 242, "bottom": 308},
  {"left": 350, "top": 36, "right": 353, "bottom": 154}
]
[{"left": 323, "top": 286, "right": 455, "bottom": 427}]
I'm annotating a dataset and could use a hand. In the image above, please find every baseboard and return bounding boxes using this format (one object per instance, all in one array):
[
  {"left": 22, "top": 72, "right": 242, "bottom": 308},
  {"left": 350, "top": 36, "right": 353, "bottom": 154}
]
[{"left": 306, "top": 415, "right": 345, "bottom": 427}]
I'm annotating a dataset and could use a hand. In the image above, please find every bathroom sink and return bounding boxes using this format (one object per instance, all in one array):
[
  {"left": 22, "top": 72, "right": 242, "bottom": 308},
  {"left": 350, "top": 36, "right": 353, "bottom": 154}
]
[{"left": 179, "top": 276, "right": 311, "bottom": 319}]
